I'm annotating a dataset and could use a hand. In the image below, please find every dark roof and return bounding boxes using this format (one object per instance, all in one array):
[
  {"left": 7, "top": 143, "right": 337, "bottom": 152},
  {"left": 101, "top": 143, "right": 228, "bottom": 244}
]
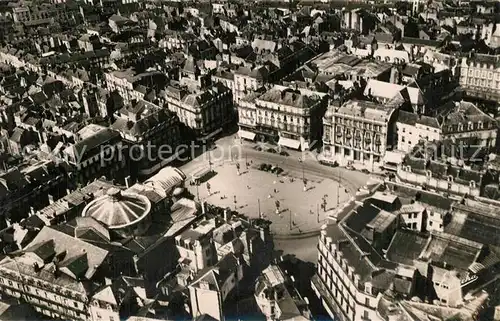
[
  {"left": 397, "top": 110, "right": 418, "bottom": 125},
  {"left": 386, "top": 230, "right": 428, "bottom": 265}
]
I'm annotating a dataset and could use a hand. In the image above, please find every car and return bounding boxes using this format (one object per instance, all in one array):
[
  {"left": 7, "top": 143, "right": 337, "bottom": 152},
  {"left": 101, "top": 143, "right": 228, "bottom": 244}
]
[
  {"left": 361, "top": 169, "right": 370, "bottom": 174},
  {"left": 267, "top": 148, "right": 277, "bottom": 154},
  {"left": 279, "top": 151, "right": 289, "bottom": 156},
  {"left": 320, "top": 160, "right": 338, "bottom": 168},
  {"left": 258, "top": 163, "right": 268, "bottom": 171},
  {"left": 346, "top": 165, "right": 355, "bottom": 170},
  {"left": 275, "top": 167, "right": 284, "bottom": 175},
  {"left": 254, "top": 146, "right": 262, "bottom": 151}
]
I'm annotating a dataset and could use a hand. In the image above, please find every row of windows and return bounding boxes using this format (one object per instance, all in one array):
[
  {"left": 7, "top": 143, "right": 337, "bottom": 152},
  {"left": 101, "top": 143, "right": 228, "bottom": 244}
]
[
  {"left": 466, "top": 78, "right": 500, "bottom": 89},
  {"left": 468, "top": 68, "right": 500, "bottom": 80},
  {"left": 335, "top": 120, "right": 384, "bottom": 132}
]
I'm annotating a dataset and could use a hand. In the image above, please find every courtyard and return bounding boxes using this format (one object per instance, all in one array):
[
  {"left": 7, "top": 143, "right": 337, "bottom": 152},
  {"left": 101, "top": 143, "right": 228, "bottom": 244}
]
[{"left": 186, "top": 159, "right": 351, "bottom": 235}]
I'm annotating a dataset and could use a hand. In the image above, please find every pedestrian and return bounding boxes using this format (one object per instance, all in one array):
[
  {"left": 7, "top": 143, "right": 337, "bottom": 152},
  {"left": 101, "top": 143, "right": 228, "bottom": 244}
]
[
  {"left": 268, "top": 194, "right": 272, "bottom": 199},
  {"left": 247, "top": 185, "right": 251, "bottom": 189}
]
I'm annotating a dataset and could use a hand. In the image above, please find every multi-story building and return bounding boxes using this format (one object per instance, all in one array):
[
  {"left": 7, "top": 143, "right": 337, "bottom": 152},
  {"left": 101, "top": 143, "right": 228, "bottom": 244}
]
[
  {"left": 437, "top": 101, "right": 498, "bottom": 148},
  {"left": 238, "top": 85, "right": 328, "bottom": 150},
  {"left": 254, "top": 265, "right": 311, "bottom": 321},
  {"left": 63, "top": 126, "right": 125, "bottom": 184},
  {"left": 0, "top": 160, "right": 69, "bottom": 226},
  {"left": 104, "top": 70, "right": 165, "bottom": 104},
  {"left": 396, "top": 111, "right": 441, "bottom": 153},
  {"left": 312, "top": 181, "right": 493, "bottom": 321},
  {"left": 459, "top": 53, "right": 500, "bottom": 102},
  {"left": 112, "top": 100, "right": 183, "bottom": 176},
  {"left": 164, "top": 83, "right": 233, "bottom": 141},
  {"left": 322, "top": 99, "right": 398, "bottom": 167},
  {"left": 233, "top": 66, "right": 269, "bottom": 104},
  {"left": 0, "top": 226, "right": 109, "bottom": 321}
]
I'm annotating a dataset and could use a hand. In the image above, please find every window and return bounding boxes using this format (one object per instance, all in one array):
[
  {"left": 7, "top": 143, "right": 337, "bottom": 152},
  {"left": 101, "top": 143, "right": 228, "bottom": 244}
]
[
  {"left": 74, "top": 302, "right": 78, "bottom": 308},
  {"left": 365, "top": 298, "right": 370, "bottom": 306},
  {"left": 429, "top": 221, "right": 433, "bottom": 226}
]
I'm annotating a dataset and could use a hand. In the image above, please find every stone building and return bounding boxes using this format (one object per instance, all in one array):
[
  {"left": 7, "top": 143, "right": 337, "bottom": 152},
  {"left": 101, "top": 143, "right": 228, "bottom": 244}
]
[
  {"left": 322, "top": 99, "right": 398, "bottom": 167},
  {"left": 238, "top": 85, "right": 328, "bottom": 150}
]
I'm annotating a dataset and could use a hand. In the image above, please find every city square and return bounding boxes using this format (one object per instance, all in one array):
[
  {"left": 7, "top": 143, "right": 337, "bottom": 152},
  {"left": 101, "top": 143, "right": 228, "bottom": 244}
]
[{"left": 186, "top": 157, "right": 351, "bottom": 235}]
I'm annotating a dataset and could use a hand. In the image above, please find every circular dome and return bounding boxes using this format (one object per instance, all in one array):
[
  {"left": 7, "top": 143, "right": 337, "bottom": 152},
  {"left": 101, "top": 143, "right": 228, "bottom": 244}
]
[{"left": 82, "top": 188, "right": 151, "bottom": 229}]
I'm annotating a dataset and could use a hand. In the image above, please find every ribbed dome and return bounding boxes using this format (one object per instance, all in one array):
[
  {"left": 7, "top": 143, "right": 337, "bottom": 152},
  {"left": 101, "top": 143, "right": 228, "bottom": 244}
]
[{"left": 82, "top": 188, "right": 151, "bottom": 229}]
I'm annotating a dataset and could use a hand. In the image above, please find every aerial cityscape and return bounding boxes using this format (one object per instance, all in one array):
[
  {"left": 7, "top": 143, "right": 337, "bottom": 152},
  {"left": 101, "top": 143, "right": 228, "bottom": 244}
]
[{"left": 0, "top": 0, "right": 498, "bottom": 320}]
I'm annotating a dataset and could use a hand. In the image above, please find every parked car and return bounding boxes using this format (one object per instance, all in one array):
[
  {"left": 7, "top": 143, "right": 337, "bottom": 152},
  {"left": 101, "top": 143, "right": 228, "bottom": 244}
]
[
  {"left": 320, "top": 160, "right": 338, "bottom": 168},
  {"left": 267, "top": 148, "right": 277, "bottom": 154},
  {"left": 279, "top": 151, "right": 289, "bottom": 156},
  {"left": 361, "top": 169, "right": 370, "bottom": 174},
  {"left": 258, "top": 163, "right": 268, "bottom": 171},
  {"left": 346, "top": 165, "right": 355, "bottom": 170},
  {"left": 275, "top": 167, "right": 284, "bottom": 175}
]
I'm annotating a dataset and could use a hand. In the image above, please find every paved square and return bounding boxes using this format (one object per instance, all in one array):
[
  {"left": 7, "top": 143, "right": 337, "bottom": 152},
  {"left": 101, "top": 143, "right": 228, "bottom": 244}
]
[{"left": 187, "top": 160, "right": 351, "bottom": 235}]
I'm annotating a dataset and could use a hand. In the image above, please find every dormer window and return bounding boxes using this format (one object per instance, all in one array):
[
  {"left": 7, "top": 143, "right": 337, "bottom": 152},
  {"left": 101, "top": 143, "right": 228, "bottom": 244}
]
[
  {"left": 406, "top": 166, "right": 412, "bottom": 172},
  {"left": 426, "top": 170, "right": 432, "bottom": 177},
  {"left": 447, "top": 175, "right": 453, "bottom": 182},
  {"left": 470, "top": 181, "right": 476, "bottom": 188}
]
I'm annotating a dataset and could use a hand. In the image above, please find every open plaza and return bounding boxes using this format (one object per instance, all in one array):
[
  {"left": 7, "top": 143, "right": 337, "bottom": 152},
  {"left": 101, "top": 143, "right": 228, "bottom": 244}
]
[{"left": 186, "top": 158, "right": 351, "bottom": 235}]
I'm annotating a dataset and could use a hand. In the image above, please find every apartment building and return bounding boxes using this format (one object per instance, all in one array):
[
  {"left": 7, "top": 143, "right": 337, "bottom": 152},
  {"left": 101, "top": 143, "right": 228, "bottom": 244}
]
[
  {"left": 396, "top": 111, "right": 441, "bottom": 153},
  {"left": 112, "top": 100, "right": 183, "bottom": 176},
  {"left": 233, "top": 65, "right": 269, "bottom": 104},
  {"left": 313, "top": 182, "right": 492, "bottom": 321},
  {"left": 322, "top": 99, "right": 398, "bottom": 167},
  {"left": 459, "top": 54, "right": 500, "bottom": 102},
  {"left": 63, "top": 126, "right": 125, "bottom": 184},
  {"left": 164, "top": 82, "right": 233, "bottom": 141},
  {"left": 437, "top": 101, "right": 498, "bottom": 148},
  {"left": 0, "top": 226, "right": 109, "bottom": 321},
  {"left": 255, "top": 265, "right": 311, "bottom": 321},
  {"left": 238, "top": 85, "right": 328, "bottom": 150},
  {"left": 104, "top": 70, "right": 165, "bottom": 104}
]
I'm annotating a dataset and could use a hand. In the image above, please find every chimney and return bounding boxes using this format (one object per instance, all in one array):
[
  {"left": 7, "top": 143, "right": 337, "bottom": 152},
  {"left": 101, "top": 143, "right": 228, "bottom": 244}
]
[
  {"left": 201, "top": 201, "right": 206, "bottom": 214},
  {"left": 224, "top": 208, "right": 229, "bottom": 221},
  {"left": 125, "top": 176, "right": 131, "bottom": 188}
]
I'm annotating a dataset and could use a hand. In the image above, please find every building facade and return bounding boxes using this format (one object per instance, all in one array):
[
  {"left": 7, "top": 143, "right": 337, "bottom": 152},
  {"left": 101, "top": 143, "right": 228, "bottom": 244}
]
[
  {"left": 459, "top": 54, "right": 500, "bottom": 102},
  {"left": 322, "top": 99, "right": 398, "bottom": 167},
  {"left": 112, "top": 100, "right": 183, "bottom": 176},
  {"left": 238, "top": 85, "right": 328, "bottom": 150},
  {"left": 164, "top": 83, "right": 233, "bottom": 140}
]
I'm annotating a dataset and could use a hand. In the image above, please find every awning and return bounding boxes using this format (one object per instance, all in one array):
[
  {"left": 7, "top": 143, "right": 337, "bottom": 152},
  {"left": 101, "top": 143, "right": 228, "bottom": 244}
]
[
  {"left": 278, "top": 137, "right": 301, "bottom": 150},
  {"left": 384, "top": 150, "right": 405, "bottom": 165},
  {"left": 192, "top": 167, "right": 211, "bottom": 180},
  {"left": 238, "top": 130, "right": 256, "bottom": 141}
]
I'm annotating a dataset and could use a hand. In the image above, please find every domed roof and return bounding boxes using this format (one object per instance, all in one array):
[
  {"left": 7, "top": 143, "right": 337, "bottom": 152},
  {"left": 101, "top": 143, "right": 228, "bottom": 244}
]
[{"left": 82, "top": 188, "right": 151, "bottom": 229}]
